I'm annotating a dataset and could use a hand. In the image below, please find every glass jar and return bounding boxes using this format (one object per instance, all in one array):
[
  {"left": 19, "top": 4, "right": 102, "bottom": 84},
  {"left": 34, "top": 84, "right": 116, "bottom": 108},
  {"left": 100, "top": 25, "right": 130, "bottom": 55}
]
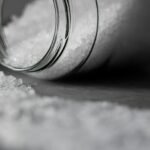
[{"left": 0, "top": 0, "right": 150, "bottom": 79}]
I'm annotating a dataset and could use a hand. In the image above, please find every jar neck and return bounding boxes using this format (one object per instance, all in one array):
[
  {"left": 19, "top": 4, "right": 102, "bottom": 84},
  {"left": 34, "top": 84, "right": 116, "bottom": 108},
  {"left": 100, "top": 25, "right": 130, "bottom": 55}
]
[
  {"left": 27, "top": 0, "right": 71, "bottom": 72},
  {"left": 34, "top": 0, "right": 99, "bottom": 73},
  {"left": 0, "top": 0, "right": 98, "bottom": 74},
  {"left": 0, "top": 0, "right": 71, "bottom": 72}
]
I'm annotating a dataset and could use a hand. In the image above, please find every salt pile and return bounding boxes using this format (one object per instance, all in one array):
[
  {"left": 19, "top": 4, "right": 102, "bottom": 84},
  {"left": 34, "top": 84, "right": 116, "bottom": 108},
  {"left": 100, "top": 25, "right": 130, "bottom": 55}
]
[
  {"left": 4, "top": 0, "right": 53, "bottom": 68},
  {"left": 0, "top": 72, "right": 149, "bottom": 150}
]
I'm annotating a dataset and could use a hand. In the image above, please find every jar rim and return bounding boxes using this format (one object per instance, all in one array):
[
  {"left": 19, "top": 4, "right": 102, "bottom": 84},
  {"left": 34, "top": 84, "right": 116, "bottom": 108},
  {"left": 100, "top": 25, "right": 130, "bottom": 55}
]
[{"left": 0, "top": 0, "right": 71, "bottom": 72}]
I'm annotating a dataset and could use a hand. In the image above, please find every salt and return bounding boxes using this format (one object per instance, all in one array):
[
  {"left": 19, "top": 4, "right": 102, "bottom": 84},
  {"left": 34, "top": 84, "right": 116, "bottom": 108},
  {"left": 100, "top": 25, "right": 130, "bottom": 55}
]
[
  {"left": 0, "top": 72, "right": 150, "bottom": 150},
  {"left": 2, "top": 0, "right": 129, "bottom": 80},
  {"left": 0, "top": 0, "right": 150, "bottom": 149},
  {"left": 3, "top": 0, "right": 96, "bottom": 75},
  {"left": 4, "top": 0, "right": 54, "bottom": 68}
]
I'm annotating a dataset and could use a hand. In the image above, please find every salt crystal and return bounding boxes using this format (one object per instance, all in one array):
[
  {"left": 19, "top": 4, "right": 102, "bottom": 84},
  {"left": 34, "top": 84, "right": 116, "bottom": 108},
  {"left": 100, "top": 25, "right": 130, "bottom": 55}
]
[{"left": 4, "top": 0, "right": 53, "bottom": 68}]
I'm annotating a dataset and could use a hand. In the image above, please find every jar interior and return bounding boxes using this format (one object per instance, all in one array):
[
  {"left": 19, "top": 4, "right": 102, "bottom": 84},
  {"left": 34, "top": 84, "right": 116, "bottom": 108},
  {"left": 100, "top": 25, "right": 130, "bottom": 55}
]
[{"left": 0, "top": 0, "right": 56, "bottom": 69}]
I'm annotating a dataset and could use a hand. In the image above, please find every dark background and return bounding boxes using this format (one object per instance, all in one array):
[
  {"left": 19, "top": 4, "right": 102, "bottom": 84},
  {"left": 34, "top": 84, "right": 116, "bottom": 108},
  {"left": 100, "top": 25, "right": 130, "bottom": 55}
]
[{"left": 2, "top": 0, "right": 33, "bottom": 23}]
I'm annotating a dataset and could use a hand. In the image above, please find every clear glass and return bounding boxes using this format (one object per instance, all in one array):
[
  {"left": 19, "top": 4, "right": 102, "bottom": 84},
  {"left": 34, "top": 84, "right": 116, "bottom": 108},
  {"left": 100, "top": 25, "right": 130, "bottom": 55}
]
[
  {"left": 0, "top": 0, "right": 57, "bottom": 69},
  {"left": 0, "top": 0, "right": 98, "bottom": 79},
  {"left": 0, "top": 0, "right": 150, "bottom": 79}
]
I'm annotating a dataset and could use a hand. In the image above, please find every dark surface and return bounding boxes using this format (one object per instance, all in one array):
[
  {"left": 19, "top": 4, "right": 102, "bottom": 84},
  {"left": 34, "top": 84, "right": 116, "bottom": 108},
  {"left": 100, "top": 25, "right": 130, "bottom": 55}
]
[
  {"left": 2, "top": 65, "right": 150, "bottom": 110},
  {"left": 2, "top": 0, "right": 33, "bottom": 23}
]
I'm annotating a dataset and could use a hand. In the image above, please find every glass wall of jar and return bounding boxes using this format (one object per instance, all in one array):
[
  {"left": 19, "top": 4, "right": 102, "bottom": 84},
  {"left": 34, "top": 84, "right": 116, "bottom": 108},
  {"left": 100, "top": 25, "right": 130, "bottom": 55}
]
[{"left": 0, "top": 0, "right": 150, "bottom": 79}]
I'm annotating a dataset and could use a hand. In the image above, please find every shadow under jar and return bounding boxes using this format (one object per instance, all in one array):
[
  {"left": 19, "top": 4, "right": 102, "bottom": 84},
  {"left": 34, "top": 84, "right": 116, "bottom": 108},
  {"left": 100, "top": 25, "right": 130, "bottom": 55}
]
[{"left": 0, "top": 0, "right": 150, "bottom": 79}]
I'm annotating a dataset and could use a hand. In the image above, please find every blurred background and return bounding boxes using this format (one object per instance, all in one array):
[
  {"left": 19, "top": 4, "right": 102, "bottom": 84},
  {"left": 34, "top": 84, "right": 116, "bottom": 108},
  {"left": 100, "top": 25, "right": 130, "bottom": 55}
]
[{"left": 2, "top": 0, "right": 33, "bottom": 24}]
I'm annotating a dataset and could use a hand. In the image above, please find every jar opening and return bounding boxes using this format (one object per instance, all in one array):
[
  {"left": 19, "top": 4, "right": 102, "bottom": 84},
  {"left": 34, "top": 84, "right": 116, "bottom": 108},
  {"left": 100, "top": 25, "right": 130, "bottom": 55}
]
[{"left": 0, "top": 0, "right": 60, "bottom": 71}]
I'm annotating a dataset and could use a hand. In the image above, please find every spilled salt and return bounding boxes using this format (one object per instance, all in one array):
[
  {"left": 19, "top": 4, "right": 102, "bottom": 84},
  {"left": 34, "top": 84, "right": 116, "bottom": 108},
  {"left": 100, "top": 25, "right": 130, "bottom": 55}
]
[
  {"left": 0, "top": 71, "right": 150, "bottom": 150},
  {"left": 4, "top": 0, "right": 54, "bottom": 68},
  {"left": 2, "top": 0, "right": 129, "bottom": 80}
]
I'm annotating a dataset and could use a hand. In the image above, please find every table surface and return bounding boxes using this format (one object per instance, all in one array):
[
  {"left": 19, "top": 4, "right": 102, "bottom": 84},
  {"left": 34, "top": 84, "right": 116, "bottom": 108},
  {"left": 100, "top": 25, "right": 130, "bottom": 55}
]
[
  {"left": 2, "top": 66, "right": 150, "bottom": 150},
  {"left": 3, "top": 66, "right": 150, "bottom": 110}
]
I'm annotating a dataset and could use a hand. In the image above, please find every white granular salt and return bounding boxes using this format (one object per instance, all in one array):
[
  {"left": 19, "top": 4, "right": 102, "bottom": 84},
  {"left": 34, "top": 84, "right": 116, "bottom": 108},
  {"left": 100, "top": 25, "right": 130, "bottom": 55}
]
[
  {"left": 0, "top": 73, "right": 150, "bottom": 150},
  {"left": 0, "top": 71, "right": 35, "bottom": 98},
  {"left": 4, "top": 0, "right": 54, "bottom": 68}
]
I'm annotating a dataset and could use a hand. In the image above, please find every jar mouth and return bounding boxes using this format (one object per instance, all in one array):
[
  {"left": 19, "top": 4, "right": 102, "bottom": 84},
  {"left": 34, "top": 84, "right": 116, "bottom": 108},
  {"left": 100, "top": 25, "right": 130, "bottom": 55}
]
[{"left": 0, "top": 0, "right": 71, "bottom": 72}]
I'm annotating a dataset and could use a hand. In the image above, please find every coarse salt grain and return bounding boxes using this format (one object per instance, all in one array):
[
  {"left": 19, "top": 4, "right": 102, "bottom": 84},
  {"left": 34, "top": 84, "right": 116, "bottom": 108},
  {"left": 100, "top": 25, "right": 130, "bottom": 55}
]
[{"left": 0, "top": 71, "right": 35, "bottom": 98}]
